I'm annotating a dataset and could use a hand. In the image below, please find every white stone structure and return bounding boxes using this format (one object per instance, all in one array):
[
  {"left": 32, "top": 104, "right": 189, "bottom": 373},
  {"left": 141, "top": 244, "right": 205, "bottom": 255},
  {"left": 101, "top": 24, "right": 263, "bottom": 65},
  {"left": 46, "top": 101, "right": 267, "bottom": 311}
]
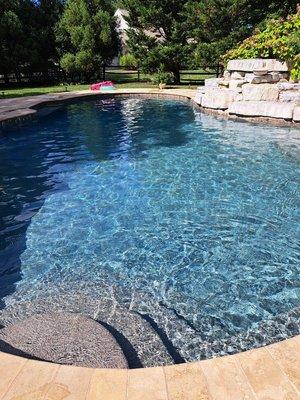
[{"left": 194, "top": 59, "right": 300, "bottom": 123}]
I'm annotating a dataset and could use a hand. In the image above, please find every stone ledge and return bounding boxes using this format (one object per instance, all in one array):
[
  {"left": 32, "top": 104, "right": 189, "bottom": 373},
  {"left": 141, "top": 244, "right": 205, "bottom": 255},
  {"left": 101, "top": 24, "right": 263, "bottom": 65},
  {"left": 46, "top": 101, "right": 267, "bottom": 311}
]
[
  {"left": 228, "top": 100, "right": 295, "bottom": 120},
  {"left": 201, "top": 88, "right": 238, "bottom": 110},
  {"left": 0, "top": 336, "right": 299, "bottom": 400},
  {"left": 227, "top": 58, "right": 289, "bottom": 72}
]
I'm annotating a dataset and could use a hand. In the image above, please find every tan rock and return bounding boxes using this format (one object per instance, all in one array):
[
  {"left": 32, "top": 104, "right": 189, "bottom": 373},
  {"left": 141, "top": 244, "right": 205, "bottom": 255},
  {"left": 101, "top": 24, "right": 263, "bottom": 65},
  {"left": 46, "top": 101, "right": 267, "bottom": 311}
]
[
  {"left": 279, "top": 90, "right": 300, "bottom": 102},
  {"left": 218, "top": 79, "right": 230, "bottom": 87},
  {"left": 231, "top": 71, "right": 245, "bottom": 80},
  {"left": 277, "top": 82, "right": 300, "bottom": 91},
  {"left": 235, "top": 93, "right": 244, "bottom": 102},
  {"left": 228, "top": 101, "right": 294, "bottom": 120},
  {"left": 201, "top": 88, "right": 237, "bottom": 110},
  {"left": 293, "top": 106, "right": 300, "bottom": 122},
  {"left": 242, "top": 83, "right": 279, "bottom": 101},
  {"left": 253, "top": 69, "right": 269, "bottom": 76},
  {"left": 229, "top": 80, "right": 245, "bottom": 90},
  {"left": 204, "top": 78, "right": 223, "bottom": 87},
  {"left": 227, "top": 59, "right": 289, "bottom": 72},
  {"left": 194, "top": 91, "right": 203, "bottom": 105},
  {"left": 270, "top": 72, "right": 281, "bottom": 82}
]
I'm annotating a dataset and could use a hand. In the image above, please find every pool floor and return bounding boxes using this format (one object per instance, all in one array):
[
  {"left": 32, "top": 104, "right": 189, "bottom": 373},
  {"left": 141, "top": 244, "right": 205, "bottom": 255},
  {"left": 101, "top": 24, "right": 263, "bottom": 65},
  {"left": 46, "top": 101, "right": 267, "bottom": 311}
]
[{"left": 0, "top": 97, "right": 299, "bottom": 366}]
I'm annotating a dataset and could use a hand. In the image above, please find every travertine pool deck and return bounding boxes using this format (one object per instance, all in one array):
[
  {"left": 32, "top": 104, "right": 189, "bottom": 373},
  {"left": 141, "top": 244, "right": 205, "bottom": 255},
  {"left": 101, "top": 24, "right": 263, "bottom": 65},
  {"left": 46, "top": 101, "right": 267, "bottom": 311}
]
[
  {"left": 0, "top": 336, "right": 299, "bottom": 400},
  {"left": 0, "top": 89, "right": 299, "bottom": 399}
]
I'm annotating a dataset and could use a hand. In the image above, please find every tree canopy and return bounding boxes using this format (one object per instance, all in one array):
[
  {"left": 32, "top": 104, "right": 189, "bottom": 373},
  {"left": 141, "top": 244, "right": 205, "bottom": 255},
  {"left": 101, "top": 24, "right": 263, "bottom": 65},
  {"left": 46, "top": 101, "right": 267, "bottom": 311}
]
[
  {"left": 0, "top": 0, "right": 299, "bottom": 84},
  {"left": 225, "top": 11, "right": 300, "bottom": 80},
  {"left": 122, "top": 0, "right": 191, "bottom": 83},
  {"left": 186, "top": 0, "right": 298, "bottom": 67},
  {"left": 122, "top": 0, "right": 299, "bottom": 80},
  {"left": 56, "top": 0, "right": 118, "bottom": 80},
  {"left": 0, "top": 0, "right": 63, "bottom": 83}
]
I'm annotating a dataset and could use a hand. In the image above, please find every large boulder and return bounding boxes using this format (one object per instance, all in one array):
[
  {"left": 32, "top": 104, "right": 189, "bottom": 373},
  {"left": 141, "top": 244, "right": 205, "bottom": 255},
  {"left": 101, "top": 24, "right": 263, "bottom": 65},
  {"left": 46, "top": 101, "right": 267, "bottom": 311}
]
[
  {"left": 277, "top": 82, "right": 300, "bottom": 91},
  {"left": 228, "top": 101, "right": 294, "bottom": 120},
  {"left": 293, "top": 105, "right": 300, "bottom": 122},
  {"left": 227, "top": 59, "right": 289, "bottom": 72},
  {"left": 0, "top": 313, "right": 128, "bottom": 368},
  {"left": 279, "top": 90, "right": 300, "bottom": 102},
  {"left": 244, "top": 74, "right": 275, "bottom": 84},
  {"left": 201, "top": 88, "right": 237, "bottom": 110},
  {"left": 204, "top": 78, "right": 223, "bottom": 88},
  {"left": 231, "top": 71, "right": 245, "bottom": 80},
  {"left": 229, "top": 80, "right": 245, "bottom": 90},
  {"left": 242, "top": 83, "right": 279, "bottom": 101}
]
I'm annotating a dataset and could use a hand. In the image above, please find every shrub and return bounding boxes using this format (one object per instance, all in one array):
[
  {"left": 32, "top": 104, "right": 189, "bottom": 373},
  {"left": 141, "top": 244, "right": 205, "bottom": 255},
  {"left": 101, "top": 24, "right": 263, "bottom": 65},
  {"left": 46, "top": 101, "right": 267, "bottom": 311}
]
[
  {"left": 119, "top": 53, "right": 138, "bottom": 69},
  {"left": 151, "top": 70, "right": 175, "bottom": 85},
  {"left": 224, "top": 12, "right": 300, "bottom": 80}
]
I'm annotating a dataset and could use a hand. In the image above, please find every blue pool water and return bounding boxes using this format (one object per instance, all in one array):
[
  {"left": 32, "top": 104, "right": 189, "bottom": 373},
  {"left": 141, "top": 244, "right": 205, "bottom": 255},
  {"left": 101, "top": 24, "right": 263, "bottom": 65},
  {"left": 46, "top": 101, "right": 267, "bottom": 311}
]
[{"left": 0, "top": 97, "right": 299, "bottom": 365}]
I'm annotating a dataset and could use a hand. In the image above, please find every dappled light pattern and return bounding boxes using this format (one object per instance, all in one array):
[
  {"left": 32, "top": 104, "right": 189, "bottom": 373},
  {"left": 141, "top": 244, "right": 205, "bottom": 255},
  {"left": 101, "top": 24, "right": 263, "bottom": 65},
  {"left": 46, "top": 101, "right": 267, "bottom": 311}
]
[{"left": 0, "top": 98, "right": 299, "bottom": 365}]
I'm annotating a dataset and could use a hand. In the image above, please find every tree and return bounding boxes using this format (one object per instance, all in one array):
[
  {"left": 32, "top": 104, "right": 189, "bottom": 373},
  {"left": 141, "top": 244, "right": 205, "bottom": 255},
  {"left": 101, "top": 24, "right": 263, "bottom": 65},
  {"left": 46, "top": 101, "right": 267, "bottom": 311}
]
[
  {"left": 0, "top": 0, "right": 63, "bottom": 83},
  {"left": 224, "top": 11, "right": 300, "bottom": 80},
  {"left": 185, "top": 0, "right": 299, "bottom": 67},
  {"left": 121, "top": 0, "right": 191, "bottom": 84},
  {"left": 0, "top": 0, "right": 23, "bottom": 83},
  {"left": 36, "top": 0, "right": 64, "bottom": 70},
  {"left": 56, "top": 0, "right": 119, "bottom": 80}
]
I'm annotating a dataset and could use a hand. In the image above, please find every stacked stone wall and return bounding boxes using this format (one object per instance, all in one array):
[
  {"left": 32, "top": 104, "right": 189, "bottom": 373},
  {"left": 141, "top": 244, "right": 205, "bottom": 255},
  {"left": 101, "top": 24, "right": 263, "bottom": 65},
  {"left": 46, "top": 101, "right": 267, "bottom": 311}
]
[{"left": 194, "top": 59, "right": 300, "bottom": 123}]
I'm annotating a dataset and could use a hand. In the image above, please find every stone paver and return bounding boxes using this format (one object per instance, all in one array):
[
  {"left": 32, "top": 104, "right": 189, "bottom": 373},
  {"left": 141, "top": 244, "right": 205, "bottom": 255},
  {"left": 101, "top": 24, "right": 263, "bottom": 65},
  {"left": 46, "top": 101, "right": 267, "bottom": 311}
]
[
  {"left": 0, "top": 337, "right": 299, "bottom": 400},
  {"left": 88, "top": 369, "right": 127, "bottom": 400},
  {"left": 127, "top": 366, "right": 168, "bottom": 400},
  {"left": 164, "top": 362, "right": 211, "bottom": 400},
  {"left": 1, "top": 359, "right": 59, "bottom": 400},
  {"left": 236, "top": 347, "right": 299, "bottom": 400}
]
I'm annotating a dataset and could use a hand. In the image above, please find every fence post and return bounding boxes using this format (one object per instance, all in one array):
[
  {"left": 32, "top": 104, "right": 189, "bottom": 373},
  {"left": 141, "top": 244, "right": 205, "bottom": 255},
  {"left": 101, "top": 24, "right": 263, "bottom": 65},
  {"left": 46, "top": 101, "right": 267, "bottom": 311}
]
[
  {"left": 137, "top": 68, "right": 140, "bottom": 82},
  {"left": 102, "top": 64, "right": 106, "bottom": 80}
]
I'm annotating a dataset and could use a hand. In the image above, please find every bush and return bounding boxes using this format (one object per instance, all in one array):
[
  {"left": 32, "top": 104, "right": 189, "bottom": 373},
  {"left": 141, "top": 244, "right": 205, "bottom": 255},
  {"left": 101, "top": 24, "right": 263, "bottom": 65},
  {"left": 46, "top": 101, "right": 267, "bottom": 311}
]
[
  {"left": 119, "top": 53, "right": 138, "bottom": 69},
  {"left": 151, "top": 70, "right": 175, "bottom": 85},
  {"left": 224, "top": 12, "right": 300, "bottom": 80}
]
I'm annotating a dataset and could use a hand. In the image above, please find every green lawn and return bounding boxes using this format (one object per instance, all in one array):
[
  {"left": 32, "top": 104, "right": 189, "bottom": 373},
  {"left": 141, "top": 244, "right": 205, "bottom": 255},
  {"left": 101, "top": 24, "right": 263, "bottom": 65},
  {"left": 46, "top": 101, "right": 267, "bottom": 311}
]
[{"left": 0, "top": 81, "right": 199, "bottom": 99}]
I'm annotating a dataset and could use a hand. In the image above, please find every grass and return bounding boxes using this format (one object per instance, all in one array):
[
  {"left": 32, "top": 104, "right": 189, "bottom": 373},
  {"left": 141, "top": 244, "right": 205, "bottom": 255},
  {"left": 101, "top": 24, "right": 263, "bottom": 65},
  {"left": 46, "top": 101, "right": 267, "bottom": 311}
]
[{"left": 0, "top": 81, "right": 199, "bottom": 99}]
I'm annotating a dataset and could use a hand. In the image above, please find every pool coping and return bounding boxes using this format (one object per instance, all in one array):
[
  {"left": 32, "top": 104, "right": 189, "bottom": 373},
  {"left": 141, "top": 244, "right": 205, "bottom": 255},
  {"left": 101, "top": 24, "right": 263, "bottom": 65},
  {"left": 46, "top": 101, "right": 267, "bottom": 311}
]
[
  {"left": 1, "top": 88, "right": 300, "bottom": 127},
  {"left": 0, "top": 88, "right": 299, "bottom": 399},
  {"left": 0, "top": 335, "right": 299, "bottom": 399}
]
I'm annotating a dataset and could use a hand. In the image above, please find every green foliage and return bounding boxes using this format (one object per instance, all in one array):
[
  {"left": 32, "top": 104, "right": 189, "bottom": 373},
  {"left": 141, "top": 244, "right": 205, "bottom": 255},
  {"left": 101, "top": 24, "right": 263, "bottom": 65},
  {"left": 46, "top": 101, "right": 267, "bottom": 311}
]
[
  {"left": 0, "top": 0, "right": 64, "bottom": 82},
  {"left": 224, "top": 12, "right": 300, "bottom": 80},
  {"left": 56, "top": 0, "right": 118, "bottom": 80},
  {"left": 185, "top": 0, "right": 298, "bottom": 67},
  {"left": 119, "top": 53, "right": 138, "bottom": 69},
  {"left": 151, "top": 70, "right": 174, "bottom": 85},
  {"left": 122, "top": 0, "right": 191, "bottom": 83}
]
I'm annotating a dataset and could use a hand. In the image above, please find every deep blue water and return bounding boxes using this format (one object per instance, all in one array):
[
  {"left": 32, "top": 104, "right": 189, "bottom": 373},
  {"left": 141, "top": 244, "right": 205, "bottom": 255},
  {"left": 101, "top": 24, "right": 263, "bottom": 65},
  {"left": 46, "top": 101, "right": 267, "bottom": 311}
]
[{"left": 0, "top": 97, "right": 299, "bottom": 364}]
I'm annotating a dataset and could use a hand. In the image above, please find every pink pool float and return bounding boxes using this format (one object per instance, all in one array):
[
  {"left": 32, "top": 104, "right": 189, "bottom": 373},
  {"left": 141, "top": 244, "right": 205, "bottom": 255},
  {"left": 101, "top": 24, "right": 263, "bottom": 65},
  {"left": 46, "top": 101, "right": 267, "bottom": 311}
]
[{"left": 90, "top": 81, "right": 115, "bottom": 91}]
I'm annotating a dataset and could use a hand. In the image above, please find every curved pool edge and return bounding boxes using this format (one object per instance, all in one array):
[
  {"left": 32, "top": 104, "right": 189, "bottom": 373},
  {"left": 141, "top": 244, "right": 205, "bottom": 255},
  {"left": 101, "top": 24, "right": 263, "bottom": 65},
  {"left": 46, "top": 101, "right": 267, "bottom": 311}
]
[
  {"left": 1, "top": 88, "right": 300, "bottom": 127},
  {"left": 0, "top": 89, "right": 299, "bottom": 398},
  {"left": 0, "top": 335, "right": 299, "bottom": 399}
]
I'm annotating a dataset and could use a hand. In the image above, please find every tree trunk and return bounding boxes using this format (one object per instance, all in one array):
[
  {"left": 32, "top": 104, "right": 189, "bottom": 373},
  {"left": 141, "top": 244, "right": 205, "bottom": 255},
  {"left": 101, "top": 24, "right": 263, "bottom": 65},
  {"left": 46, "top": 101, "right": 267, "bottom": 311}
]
[
  {"left": 3, "top": 73, "right": 9, "bottom": 85},
  {"left": 172, "top": 68, "right": 180, "bottom": 85}
]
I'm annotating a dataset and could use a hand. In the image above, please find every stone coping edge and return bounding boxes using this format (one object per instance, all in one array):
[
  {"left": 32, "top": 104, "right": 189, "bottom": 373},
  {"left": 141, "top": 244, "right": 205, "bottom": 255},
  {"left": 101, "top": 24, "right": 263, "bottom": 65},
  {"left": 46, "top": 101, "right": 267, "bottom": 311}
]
[
  {"left": 0, "top": 335, "right": 299, "bottom": 399},
  {"left": 0, "top": 88, "right": 299, "bottom": 128}
]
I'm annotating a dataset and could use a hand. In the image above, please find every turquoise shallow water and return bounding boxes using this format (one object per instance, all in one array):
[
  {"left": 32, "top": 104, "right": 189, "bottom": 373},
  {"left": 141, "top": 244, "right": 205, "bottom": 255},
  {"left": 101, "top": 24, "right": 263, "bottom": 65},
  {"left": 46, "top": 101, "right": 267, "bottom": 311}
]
[{"left": 0, "top": 97, "right": 299, "bottom": 364}]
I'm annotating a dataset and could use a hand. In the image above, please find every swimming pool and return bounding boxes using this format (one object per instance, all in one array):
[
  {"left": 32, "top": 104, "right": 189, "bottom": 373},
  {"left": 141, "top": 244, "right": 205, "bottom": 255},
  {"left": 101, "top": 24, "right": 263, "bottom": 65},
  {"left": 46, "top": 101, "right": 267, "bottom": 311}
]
[{"left": 0, "top": 97, "right": 299, "bottom": 367}]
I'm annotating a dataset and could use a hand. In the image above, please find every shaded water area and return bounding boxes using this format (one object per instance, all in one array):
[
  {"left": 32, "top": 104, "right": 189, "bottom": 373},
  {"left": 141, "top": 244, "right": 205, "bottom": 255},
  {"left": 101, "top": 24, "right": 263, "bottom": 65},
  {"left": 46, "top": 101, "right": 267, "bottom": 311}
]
[{"left": 0, "top": 97, "right": 299, "bottom": 367}]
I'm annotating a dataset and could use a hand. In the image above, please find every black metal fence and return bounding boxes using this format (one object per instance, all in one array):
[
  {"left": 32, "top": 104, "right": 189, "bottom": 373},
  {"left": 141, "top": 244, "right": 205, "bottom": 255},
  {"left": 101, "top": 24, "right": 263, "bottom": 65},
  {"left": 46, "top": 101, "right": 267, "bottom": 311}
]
[{"left": 0, "top": 65, "right": 221, "bottom": 88}]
